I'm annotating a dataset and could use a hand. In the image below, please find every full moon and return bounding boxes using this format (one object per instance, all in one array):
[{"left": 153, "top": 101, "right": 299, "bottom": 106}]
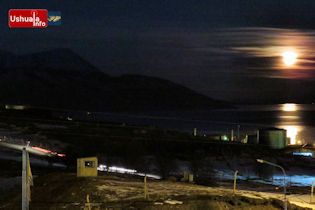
[{"left": 282, "top": 51, "right": 298, "bottom": 66}]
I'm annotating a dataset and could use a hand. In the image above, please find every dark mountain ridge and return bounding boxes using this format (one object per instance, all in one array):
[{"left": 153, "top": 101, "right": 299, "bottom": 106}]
[{"left": 0, "top": 49, "right": 230, "bottom": 111}]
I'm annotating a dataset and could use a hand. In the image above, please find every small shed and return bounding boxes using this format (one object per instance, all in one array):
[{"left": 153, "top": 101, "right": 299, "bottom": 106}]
[{"left": 77, "top": 157, "right": 98, "bottom": 177}]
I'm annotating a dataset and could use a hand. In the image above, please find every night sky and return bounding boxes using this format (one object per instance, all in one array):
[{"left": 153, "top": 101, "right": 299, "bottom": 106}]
[{"left": 2, "top": 0, "right": 315, "bottom": 103}]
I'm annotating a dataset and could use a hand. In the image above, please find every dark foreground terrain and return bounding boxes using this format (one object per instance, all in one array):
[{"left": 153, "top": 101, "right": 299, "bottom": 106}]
[{"left": 0, "top": 172, "right": 310, "bottom": 210}]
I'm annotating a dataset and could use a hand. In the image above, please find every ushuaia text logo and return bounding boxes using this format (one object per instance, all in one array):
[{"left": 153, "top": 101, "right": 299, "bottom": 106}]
[{"left": 9, "top": 9, "right": 48, "bottom": 28}]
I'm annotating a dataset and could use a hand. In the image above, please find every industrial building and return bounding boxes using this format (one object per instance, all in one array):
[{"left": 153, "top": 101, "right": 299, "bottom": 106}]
[
  {"left": 245, "top": 128, "right": 288, "bottom": 149},
  {"left": 258, "top": 128, "right": 287, "bottom": 149}
]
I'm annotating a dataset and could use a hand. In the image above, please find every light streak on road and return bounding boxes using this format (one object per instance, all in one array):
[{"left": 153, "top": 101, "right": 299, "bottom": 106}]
[
  {"left": 98, "top": 164, "right": 161, "bottom": 179},
  {"left": 0, "top": 141, "right": 66, "bottom": 157}
]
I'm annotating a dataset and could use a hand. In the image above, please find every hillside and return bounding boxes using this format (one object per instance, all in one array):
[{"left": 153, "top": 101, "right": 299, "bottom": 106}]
[
  {"left": 0, "top": 173, "right": 307, "bottom": 210},
  {"left": 0, "top": 49, "right": 230, "bottom": 111}
]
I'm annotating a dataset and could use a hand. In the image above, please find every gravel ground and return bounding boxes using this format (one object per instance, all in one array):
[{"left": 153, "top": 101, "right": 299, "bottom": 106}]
[{"left": 0, "top": 172, "right": 312, "bottom": 210}]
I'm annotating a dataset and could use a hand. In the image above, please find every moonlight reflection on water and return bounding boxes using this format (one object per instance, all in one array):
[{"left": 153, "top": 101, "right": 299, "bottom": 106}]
[{"left": 278, "top": 103, "right": 301, "bottom": 145}]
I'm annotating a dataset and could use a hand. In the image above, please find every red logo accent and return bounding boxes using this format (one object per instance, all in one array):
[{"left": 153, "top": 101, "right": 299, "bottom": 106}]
[{"left": 9, "top": 9, "right": 48, "bottom": 28}]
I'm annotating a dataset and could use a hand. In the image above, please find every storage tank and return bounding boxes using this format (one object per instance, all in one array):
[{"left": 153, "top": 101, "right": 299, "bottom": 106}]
[{"left": 258, "top": 128, "right": 287, "bottom": 149}]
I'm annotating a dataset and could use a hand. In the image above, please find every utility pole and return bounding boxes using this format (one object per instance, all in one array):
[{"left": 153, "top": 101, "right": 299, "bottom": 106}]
[
  {"left": 237, "top": 124, "right": 240, "bottom": 141},
  {"left": 22, "top": 148, "right": 28, "bottom": 210},
  {"left": 233, "top": 170, "right": 238, "bottom": 194},
  {"left": 0, "top": 141, "right": 37, "bottom": 210},
  {"left": 193, "top": 128, "right": 197, "bottom": 137},
  {"left": 22, "top": 145, "right": 32, "bottom": 210}
]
